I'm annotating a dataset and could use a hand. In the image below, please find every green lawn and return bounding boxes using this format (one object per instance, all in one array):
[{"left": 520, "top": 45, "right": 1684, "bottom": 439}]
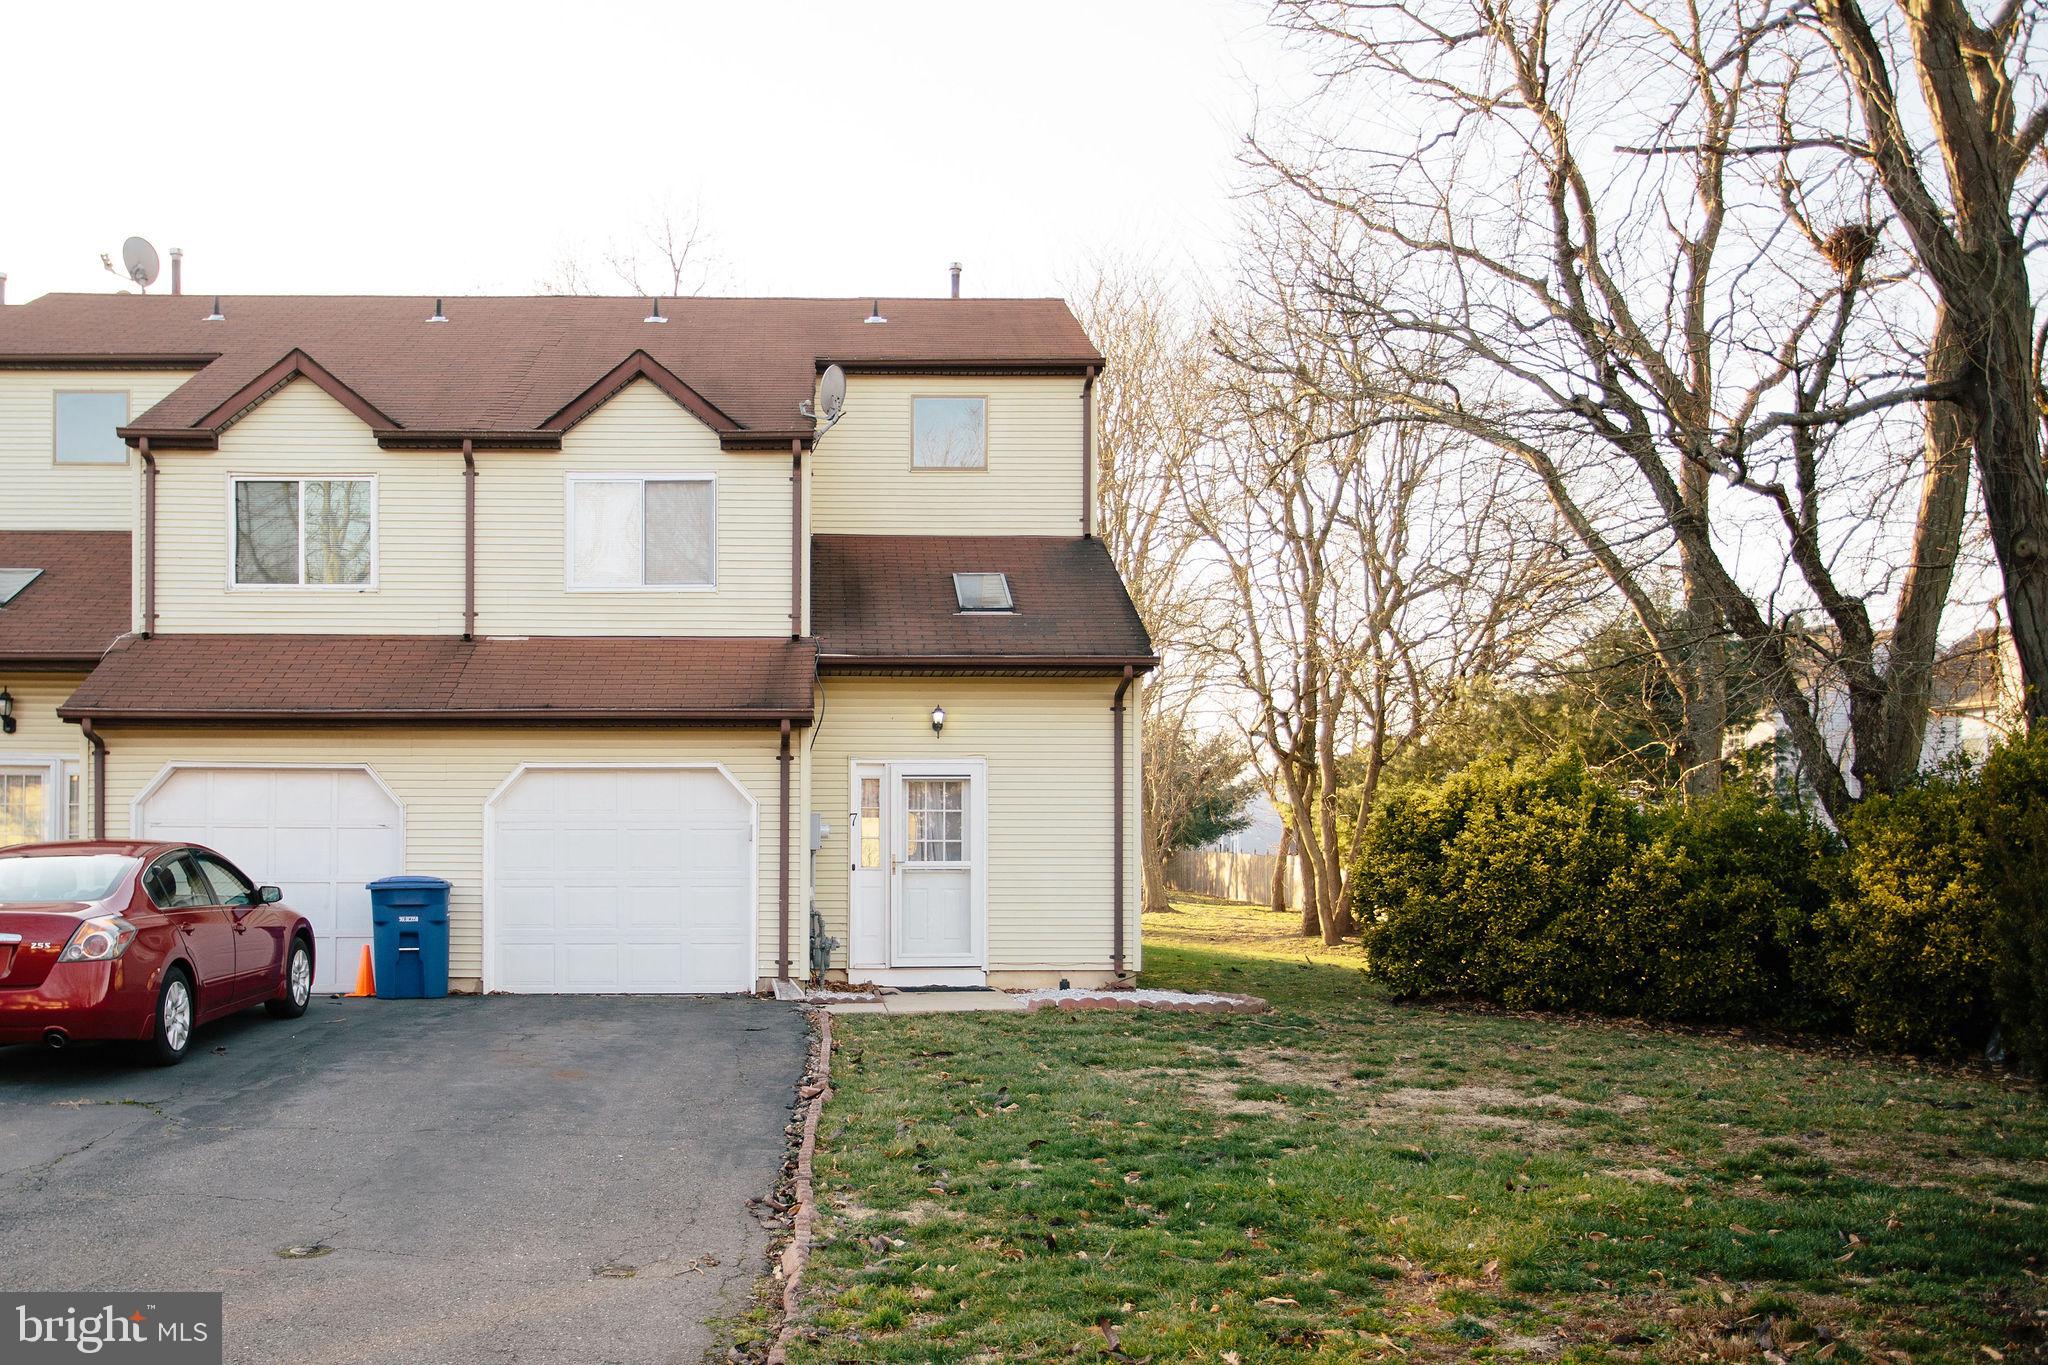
[{"left": 763, "top": 896, "right": 2048, "bottom": 1363}]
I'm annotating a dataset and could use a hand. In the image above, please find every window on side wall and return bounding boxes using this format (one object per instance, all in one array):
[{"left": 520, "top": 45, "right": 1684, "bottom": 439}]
[
  {"left": 911, "top": 396, "right": 986, "bottom": 469},
  {"left": 568, "top": 475, "right": 716, "bottom": 589},
  {"left": 54, "top": 391, "right": 130, "bottom": 464},
  {"left": 231, "top": 477, "right": 376, "bottom": 587}
]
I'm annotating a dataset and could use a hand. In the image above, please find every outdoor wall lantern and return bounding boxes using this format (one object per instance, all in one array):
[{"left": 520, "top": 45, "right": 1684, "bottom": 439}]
[
  {"left": 0, "top": 687, "right": 14, "bottom": 735},
  {"left": 930, "top": 705, "right": 946, "bottom": 738}
]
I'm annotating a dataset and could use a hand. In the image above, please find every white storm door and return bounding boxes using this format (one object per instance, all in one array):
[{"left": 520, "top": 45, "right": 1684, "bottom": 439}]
[
  {"left": 890, "top": 768, "right": 980, "bottom": 966},
  {"left": 848, "top": 765, "right": 888, "bottom": 968}
]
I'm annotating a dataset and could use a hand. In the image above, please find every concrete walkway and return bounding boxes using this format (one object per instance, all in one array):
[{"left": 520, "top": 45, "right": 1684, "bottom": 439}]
[{"left": 822, "top": 988, "right": 1024, "bottom": 1015}]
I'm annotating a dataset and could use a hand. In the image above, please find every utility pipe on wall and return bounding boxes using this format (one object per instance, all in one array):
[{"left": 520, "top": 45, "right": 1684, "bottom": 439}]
[
  {"left": 778, "top": 718, "right": 794, "bottom": 981},
  {"left": 139, "top": 440, "right": 157, "bottom": 637},
  {"left": 462, "top": 440, "right": 477, "bottom": 639},
  {"left": 1111, "top": 664, "right": 1134, "bottom": 976},
  {"left": 790, "top": 439, "right": 804, "bottom": 639}
]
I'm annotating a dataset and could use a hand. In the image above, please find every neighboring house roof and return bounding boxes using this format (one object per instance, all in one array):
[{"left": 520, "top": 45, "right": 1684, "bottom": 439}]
[
  {"left": 0, "top": 294, "right": 1102, "bottom": 451},
  {"left": 1929, "top": 626, "right": 2016, "bottom": 715},
  {"left": 811, "top": 534, "right": 1156, "bottom": 672},
  {"left": 0, "top": 531, "right": 130, "bottom": 669},
  {"left": 59, "top": 636, "right": 817, "bottom": 724}
]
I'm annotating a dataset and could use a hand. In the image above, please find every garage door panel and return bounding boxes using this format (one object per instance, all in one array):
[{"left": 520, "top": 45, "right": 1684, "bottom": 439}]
[
  {"left": 488, "top": 767, "right": 754, "bottom": 994},
  {"left": 138, "top": 767, "right": 403, "bottom": 995}
]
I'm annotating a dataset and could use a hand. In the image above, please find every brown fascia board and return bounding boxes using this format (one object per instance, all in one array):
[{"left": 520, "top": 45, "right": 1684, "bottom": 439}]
[
  {"left": 817, "top": 357, "right": 1103, "bottom": 375},
  {"left": 375, "top": 430, "right": 563, "bottom": 451},
  {"left": 198, "top": 348, "right": 398, "bottom": 433},
  {"left": 115, "top": 427, "right": 219, "bottom": 449},
  {"left": 818, "top": 653, "right": 1160, "bottom": 674},
  {"left": 0, "top": 353, "right": 218, "bottom": 371},
  {"left": 0, "top": 654, "right": 105, "bottom": 672},
  {"left": 55, "top": 706, "right": 815, "bottom": 727},
  {"left": 721, "top": 428, "right": 816, "bottom": 450},
  {"left": 544, "top": 350, "right": 741, "bottom": 434}
]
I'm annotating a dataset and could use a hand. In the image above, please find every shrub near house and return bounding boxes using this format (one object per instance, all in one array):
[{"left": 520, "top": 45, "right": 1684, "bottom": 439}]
[{"left": 1354, "top": 736, "right": 2048, "bottom": 1066}]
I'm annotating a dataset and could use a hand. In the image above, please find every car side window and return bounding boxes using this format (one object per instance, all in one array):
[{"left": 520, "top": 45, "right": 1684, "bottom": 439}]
[
  {"left": 191, "top": 853, "right": 256, "bottom": 908},
  {"left": 143, "top": 853, "right": 215, "bottom": 910}
]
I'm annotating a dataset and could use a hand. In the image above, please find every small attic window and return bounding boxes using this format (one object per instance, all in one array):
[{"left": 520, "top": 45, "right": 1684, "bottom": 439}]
[
  {"left": 953, "top": 572, "right": 1013, "bottom": 612},
  {"left": 0, "top": 568, "right": 43, "bottom": 607}
]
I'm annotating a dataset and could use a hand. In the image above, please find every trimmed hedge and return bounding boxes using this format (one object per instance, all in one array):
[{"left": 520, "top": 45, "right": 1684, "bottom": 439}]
[{"left": 1354, "top": 734, "right": 2048, "bottom": 1064}]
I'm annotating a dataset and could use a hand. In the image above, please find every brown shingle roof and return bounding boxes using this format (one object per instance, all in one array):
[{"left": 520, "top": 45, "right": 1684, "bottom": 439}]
[
  {"left": 60, "top": 635, "right": 817, "bottom": 724},
  {"left": 810, "top": 535, "right": 1155, "bottom": 671},
  {"left": 0, "top": 532, "right": 131, "bottom": 667},
  {"left": 0, "top": 294, "right": 1100, "bottom": 448}
]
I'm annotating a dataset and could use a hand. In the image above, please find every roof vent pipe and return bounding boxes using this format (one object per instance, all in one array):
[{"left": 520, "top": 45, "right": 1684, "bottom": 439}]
[
  {"left": 864, "top": 298, "right": 887, "bottom": 324},
  {"left": 0, "top": 273, "right": 7, "bottom": 306},
  {"left": 427, "top": 298, "right": 448, "bottom": 323},
  {"left": 169, "top": 247, "right": 183, "bottom": 295},
  {"left": 205, "top": 296, "right": 224, "bottom": 322},
  {"left": 645, "top": 297, "right": 667, "bottom": 323},
  {"left": 949, "top": 262, "right": 961, "bottom": 298}
]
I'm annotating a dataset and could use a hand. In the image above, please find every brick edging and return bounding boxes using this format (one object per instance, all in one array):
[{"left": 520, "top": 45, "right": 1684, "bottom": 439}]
[
  {"left": 1023, "top": 993, "right": 1269, "bottom": 1014},
  {"left": 766, "top": 1009, "right": 832, "bottom": 1365}
]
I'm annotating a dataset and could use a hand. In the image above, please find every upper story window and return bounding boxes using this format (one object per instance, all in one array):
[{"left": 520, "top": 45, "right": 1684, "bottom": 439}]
[
  {"left": 953, "top": 572, "right": 1013, "bottom": 612},
  {"left": 568, "top": 474, "right": 716, "bottom": 590},
  {"left": 912, "top": 396, "right": 987, "bottom": 469},
  {"left": 53, "top": 391, "right": 130, "bottom": 464},
  {"left": 232, "top": 477, "right": 376, "bottom": 588}
]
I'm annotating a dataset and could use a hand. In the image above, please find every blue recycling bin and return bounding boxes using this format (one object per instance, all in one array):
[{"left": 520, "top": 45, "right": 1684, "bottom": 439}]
[{"left": 366, "top": 875, "right": 452, "bottom": 999}]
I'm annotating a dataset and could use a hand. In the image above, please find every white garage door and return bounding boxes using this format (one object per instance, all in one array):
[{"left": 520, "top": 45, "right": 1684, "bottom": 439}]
[
  {"left": 487, "top": 767, "right": 755, "bottom": 994},
  {"left": 135, "top": 766, "right": 404, "bottom": 994}
]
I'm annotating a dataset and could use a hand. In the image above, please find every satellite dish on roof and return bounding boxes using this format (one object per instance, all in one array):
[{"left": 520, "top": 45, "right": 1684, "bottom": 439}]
[
  {"left": 800, "top": 363, "right": 848, "bottom": 432},
  {"left": 121, "top": 237, "right": 161, "bottom": 290}
]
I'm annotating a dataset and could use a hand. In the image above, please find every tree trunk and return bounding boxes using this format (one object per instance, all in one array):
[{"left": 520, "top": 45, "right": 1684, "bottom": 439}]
[
  {"left": 1871, "top": 307, "right": 1973, "bottom": 790},
  {"left": 1677, "top": 458, "right": 1727, "bottom": 798},
  {"left": 1143, "top": 853, "right": 1171, "bottom": 915},
  {"left": 1970, "top": 297, "right": 2048, "bottom": 729},
  {"left": 1272, "top": 825, "right": 1297, "bottom": 919}
]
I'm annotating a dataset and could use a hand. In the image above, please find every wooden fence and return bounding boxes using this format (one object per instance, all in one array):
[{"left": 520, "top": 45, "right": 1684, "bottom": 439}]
[{"left": 1166, "top": 849, "right": 1308, "bottom": 906}]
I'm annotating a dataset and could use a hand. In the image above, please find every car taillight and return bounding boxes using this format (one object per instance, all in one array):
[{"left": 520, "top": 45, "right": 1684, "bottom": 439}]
[{"left": 58, "top": 916, "right": 138, "bottom": 963}]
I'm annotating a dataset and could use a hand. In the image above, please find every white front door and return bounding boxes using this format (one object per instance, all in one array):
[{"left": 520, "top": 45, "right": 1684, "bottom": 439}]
[{"left": 847, "top": 760, "right": 985, "bottom": 972}]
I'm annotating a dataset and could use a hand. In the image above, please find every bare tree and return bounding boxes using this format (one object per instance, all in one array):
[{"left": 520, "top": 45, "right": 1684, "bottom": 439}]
[
  {"left": 1809, "top": 0, "right": 2048, "bottom": 727},
  {"left": 1076, "top": 265, "right": 1224, "bottom": 911},
  {"left": 1251, "top": 0, "right": 1974, "bottom": 821},
  {"left": 542, "top": 196, "right": 725, "bottom": 297},
  {"left": 1194, "top": 222, "right": 1587, "bottom": 941}
]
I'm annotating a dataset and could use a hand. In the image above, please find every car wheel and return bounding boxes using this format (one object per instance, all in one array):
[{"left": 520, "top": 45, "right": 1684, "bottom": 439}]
[
  {"left": 266, "top": 938, "right": 313, "bottom": 1020},
  {"left": 145, "top": 967, "right": 195, "bottom": 1067}
]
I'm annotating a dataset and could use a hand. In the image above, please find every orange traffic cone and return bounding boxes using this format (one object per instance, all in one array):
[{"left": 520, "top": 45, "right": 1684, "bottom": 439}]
[{"left": 348, "top": 945, "right": 375, "bottom": 998}]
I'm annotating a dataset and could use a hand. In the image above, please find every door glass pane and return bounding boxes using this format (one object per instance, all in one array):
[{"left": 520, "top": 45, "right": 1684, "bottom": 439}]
[
  {"left": 912, "top": 397, "right": 987, "bottom": 468},
  {"left": 303, "top": 480, "right": 374, "bottom": 585},
  {"left": 904, "top": 779, "right": 967, "bottom": 863},
  {"left": 645, "top": 480, "right": 714, "bottom": 586},
  {"left": 573, "top": 481, "right": 642, "bottom": 586},
  {"left": 0, "top": 771, "right": 46, "bottom": 846},
  {"left": 234, "top": 480, "right": 300, "bottom": 584},
  {"left": 858, "top": 777, "right": 881, "bottom": 869}
]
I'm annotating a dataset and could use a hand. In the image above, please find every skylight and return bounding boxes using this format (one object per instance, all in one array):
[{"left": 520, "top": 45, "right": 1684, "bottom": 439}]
[
  {"left": 0, "top": 568, "right": 42, "bottom": 607},
  {"left": 953, "top": 572, "right": 1014, "bottom": 612}
]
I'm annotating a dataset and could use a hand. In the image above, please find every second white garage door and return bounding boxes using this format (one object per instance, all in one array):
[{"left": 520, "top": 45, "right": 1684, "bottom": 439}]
[{"left": 486, "top": 766, "right": 756, "bottom": 994}]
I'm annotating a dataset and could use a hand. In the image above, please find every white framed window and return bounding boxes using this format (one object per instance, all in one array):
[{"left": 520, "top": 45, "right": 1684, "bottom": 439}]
[
  {"left": 229, "top": 476, "right": 377, "bottom": 588},
  {"left": 566, "top": 474, "right": 717, "bottom": 590},
  {"left": 54, "top": 391, "right": 130, "bottom": 465},
  {"left": 911, "top": 396, "right": 987, "bottom": 469}
]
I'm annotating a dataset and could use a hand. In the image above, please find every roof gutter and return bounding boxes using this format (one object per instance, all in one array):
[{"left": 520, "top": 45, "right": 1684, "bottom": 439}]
[
  {"left": 139, "top": 440, "right": 157, "bottom": 637},
  {"left": 79, "top": 719, "right": 107, "bottom": 840},
  {"left": 817, "top": 653, "right": 1160, "bottom": 673},
  {"left": 55, "top": 707, "right": 816, "bottom": 726},
  {"left": 778, "top": 718, "right": 794, "bottom": 983},
  {"left": 1111, "top": 664, "right": 1135, "bottom": 978}
]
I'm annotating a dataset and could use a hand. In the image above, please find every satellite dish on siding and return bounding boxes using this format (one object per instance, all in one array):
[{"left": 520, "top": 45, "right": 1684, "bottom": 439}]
[
  {"left": 121, "top": 237, "right": 161, "bottom": 289},
  {"left": 817, "top": 364, "right": 846, "bottom": 421}
]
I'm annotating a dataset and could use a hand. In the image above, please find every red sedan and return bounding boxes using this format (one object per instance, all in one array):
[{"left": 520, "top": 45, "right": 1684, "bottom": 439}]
[{"left": 0, "top": 840, "right": 315, "bottom": 1065}]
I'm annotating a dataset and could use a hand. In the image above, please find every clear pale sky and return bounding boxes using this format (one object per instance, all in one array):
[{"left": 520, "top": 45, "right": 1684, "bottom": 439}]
[{"left": 3, "top": 0, "right": 1282, "bottom": 303}]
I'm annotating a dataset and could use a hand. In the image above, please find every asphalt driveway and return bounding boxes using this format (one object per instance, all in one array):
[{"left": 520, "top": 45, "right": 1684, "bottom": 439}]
[{"left": 0, "top": 995, "right": 808, "bottom": 1364}]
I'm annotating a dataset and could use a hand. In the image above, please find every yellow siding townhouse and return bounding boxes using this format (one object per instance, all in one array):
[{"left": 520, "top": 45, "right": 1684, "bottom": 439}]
[{"left": 0, "top": 293, "right": 1150, "bottom": 995}]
